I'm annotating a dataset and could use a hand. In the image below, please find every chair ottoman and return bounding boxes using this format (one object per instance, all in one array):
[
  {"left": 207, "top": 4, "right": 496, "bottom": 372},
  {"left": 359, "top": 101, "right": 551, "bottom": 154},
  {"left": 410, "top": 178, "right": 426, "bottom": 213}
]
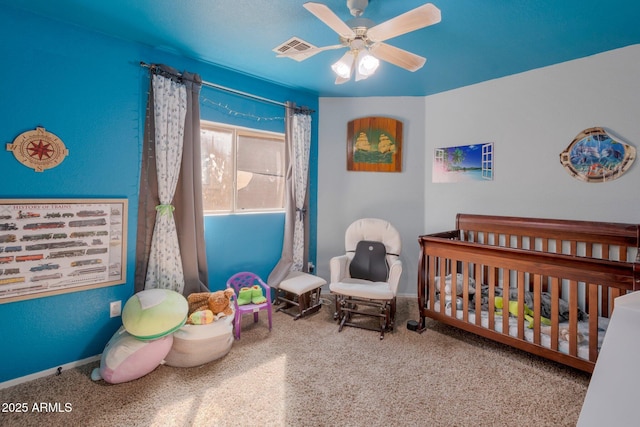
[{"left": 275, "top": 271, "right": 326, "bottom": 320}]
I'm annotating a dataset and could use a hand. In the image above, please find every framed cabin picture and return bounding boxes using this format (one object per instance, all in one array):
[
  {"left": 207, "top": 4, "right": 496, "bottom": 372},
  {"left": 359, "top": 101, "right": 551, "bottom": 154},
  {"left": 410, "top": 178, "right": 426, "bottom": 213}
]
[
  {"left": 0, "top": 198, "right": 127, "bottom": 303},
  {"left": 347, "top": 116, "right": 403, "bottom": 172}
]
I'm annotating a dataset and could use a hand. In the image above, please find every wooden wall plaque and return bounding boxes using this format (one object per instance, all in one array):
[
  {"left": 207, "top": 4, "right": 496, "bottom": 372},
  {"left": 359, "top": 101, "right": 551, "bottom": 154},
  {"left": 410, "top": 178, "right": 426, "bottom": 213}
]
[{"left": 347, "top": 116, "right": 403, "bottom": 172}]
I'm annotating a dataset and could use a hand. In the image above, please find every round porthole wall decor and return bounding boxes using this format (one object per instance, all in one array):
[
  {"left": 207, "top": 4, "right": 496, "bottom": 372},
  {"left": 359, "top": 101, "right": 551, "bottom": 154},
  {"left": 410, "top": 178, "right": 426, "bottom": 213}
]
[
  {"left": 559, "top": 127, "right": 636, "bottom": 183},
  {"left": 6, "top": 126, "right": 69, "bottom": 172}
]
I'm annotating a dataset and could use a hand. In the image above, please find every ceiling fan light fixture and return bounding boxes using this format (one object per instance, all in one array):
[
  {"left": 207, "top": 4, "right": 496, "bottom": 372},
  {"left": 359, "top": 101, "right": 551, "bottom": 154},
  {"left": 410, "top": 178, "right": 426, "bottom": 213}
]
[
  {"left": 297, "top": 1, "right": 441, "bottom": 85},
  {"left": 331, "top": 50, "right": 355, "bottom": 79},
  {"left": 357, "top": 52, "right": 379, "bottom": 77}
]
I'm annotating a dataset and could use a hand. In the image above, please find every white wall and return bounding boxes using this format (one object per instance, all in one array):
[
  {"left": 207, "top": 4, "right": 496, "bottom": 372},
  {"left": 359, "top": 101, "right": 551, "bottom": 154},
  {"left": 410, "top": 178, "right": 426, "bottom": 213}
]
[
  {"left": 424, "top": 44, "right": 640, "bottom": 233},
  {"left": 318, "top": 45, "right": 640, "bottom": 297},
  {"left": 317, "top": 97, "right": 427, "bottom": 296}
]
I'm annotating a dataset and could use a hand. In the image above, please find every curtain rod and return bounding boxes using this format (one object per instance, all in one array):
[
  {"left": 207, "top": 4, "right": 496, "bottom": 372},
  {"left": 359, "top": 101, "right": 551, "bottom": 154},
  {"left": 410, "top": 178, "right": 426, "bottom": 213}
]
[{"left": 139, "top": 61, "right": 314, "bottom": 113}]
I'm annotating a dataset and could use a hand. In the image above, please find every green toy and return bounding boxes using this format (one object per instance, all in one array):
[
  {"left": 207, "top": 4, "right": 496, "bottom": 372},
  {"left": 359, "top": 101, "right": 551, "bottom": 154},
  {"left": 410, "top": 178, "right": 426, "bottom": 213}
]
[
  {"left": 250, "top": 285, "right": 267, "bottom": 304},
  {"left": 495, "top": 296, "right": 551, "bottom": 328},
  {"left": 237, "top": 287, "right": 253, "bottom": 305},
  {"left": 236, "top": 285, "right": 267, "bottom": 305}
]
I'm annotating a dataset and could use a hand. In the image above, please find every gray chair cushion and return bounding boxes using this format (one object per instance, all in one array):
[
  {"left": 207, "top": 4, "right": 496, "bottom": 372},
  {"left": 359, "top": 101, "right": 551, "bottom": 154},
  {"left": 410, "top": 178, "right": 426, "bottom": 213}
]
[{"left": 349, "top": 240, "right": 388, "bottom": 282}]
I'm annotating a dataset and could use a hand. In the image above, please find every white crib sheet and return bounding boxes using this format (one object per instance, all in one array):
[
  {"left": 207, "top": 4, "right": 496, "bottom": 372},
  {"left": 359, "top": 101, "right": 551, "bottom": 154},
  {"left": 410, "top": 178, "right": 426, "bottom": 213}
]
[{"left": 430, "top": 301, "right": 609, "bottom": 361}]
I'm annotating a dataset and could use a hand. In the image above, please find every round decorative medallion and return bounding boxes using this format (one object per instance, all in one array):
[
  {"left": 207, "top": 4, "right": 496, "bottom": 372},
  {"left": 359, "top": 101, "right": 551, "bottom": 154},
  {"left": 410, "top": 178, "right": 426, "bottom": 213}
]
[
  {"left": 6, "top": 127, "right": 69, "bottom": 172},
  {"left": 559, "top": 127, "right": 635, "bottom": 183}
]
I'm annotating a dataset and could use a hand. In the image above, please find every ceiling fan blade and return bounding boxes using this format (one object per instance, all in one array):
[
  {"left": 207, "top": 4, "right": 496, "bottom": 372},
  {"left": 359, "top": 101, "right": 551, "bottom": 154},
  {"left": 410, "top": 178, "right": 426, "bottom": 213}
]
[
  {"left": 303, "top": 2, "right": 356, "bottom": 38},
  {"left": 277, "top": 44, "right": 345, "bottom": 59},
  {"left": 369, "top": 43, "right": 426, "bottom": 72},
  {"left": 367, "top": 3, "right": 441, "bottom": 42}
]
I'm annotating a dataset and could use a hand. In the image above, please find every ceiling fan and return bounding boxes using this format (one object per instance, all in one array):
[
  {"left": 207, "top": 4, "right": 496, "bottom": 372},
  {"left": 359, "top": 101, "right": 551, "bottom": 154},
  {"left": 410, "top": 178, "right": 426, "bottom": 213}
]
[{"left": 276, "top": 0, "right": 441, "bottom": 84}]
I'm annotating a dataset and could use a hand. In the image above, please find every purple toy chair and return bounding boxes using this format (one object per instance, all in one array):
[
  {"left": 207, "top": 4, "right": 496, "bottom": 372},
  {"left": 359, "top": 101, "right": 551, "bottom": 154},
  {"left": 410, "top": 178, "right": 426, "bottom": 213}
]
[{"left": 226, "top": 272, "right": 273, "bottom": 339}]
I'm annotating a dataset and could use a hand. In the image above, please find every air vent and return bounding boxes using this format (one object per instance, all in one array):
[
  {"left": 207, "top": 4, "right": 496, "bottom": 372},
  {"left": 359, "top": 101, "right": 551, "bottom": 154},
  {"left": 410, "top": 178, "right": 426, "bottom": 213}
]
[{"left": 273, "top": 37, "right": 317, "bottom": 62}]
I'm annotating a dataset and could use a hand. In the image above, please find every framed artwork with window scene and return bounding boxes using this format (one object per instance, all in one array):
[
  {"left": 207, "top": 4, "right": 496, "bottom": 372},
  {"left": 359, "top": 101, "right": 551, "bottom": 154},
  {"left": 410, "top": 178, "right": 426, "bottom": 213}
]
[{"left": 432, "top": 143, "right": 494, "bottom": 183}]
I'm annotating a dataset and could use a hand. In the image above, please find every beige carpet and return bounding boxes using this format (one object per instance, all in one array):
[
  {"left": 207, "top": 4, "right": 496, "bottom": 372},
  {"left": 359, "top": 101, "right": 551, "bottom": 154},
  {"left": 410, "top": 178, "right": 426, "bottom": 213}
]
[{"left": 0, "top": 297, "right": 590, "bottom": 427}]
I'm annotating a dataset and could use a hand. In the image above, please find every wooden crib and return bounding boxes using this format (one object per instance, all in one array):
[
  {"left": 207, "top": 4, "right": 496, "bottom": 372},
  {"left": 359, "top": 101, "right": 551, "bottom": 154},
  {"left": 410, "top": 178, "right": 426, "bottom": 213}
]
[{"left": 417, "top": 214, "right": 640, "bottom": 372}]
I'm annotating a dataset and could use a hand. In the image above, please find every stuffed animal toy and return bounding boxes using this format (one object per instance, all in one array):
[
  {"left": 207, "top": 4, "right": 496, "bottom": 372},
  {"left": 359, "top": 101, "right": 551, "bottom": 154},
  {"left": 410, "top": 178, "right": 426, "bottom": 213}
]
[
  {"left": 186, "top": 289, "right": 235, "bottom": 324},
  {"left": 208, "top": 288, "right": 235, "bottom": 318},
  {"left": 187, "top": 309, "right": 215, "bottom": 325},
  {"left": 187, "top": 292, "right": 211, "bottom": 315},
  {"left": 495, "top": 296, "right": 551, "bottom": 328}
]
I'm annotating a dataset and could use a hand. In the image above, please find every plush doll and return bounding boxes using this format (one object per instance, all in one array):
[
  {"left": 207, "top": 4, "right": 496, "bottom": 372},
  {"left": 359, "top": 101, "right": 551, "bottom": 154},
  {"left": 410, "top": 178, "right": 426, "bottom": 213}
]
[{"left": 187, "top": 309, "right": 215, "bottom": 325}]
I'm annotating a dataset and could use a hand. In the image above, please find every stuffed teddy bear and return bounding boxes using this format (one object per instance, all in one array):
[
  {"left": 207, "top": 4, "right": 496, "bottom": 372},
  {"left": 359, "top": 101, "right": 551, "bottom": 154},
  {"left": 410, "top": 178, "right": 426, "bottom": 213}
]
[
  {"left": 208, "top": 288, "right": 235, "bottom": 317},
  {"left": 186, "top": 289, "right": 235, "bottom": 324}
]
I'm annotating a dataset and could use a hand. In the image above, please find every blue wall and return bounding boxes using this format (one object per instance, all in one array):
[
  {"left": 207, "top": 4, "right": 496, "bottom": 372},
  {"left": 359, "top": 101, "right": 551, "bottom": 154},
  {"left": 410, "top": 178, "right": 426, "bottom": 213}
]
[
  {"left": 196, "top": 73, "right": 318, "bottom": 292},
  {"left": 0, "top": 6, "right": 318, "bottom": 383}
]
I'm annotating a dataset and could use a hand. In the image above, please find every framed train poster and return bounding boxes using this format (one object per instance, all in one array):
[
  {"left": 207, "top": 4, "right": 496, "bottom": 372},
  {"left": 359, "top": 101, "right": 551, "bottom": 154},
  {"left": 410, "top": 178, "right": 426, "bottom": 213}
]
[{"left": 0, "top": 198, "right": 127, "bottom": 303}]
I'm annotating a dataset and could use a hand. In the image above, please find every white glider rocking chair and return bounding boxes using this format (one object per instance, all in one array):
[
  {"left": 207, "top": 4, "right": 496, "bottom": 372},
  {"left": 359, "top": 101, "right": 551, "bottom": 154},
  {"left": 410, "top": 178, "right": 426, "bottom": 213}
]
[{"left": 329, "top": 218, "right": 402, "bottom": 339}]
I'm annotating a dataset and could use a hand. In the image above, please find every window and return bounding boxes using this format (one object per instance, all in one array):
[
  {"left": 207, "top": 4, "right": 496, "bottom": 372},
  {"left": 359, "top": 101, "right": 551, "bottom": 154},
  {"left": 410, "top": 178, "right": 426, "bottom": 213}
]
[
  {"left": 481, "top": 142, "right": 493, "bottom": 180},
  {"left": 200, "top": 121, "right": 285, "bottom": 213}
]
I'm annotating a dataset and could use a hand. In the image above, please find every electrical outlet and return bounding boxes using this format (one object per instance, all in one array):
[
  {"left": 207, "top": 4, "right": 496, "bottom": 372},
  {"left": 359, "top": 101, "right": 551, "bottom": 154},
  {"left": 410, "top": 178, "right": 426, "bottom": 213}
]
[{"left": 110, "top": 300, "right": 121, "bottom": 318}]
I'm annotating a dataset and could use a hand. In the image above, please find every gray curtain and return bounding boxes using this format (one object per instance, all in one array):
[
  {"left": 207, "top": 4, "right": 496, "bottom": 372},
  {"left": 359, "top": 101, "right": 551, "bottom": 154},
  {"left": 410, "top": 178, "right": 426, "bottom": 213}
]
[
  {"left": 135, "top": 64, "right": 209, "bottom": 295},
  {"left": 267, "top": 102, "right": 312, "bottom": 287},
  {"left": 174, "top": 71, "right": 209, "bottom": 295}
]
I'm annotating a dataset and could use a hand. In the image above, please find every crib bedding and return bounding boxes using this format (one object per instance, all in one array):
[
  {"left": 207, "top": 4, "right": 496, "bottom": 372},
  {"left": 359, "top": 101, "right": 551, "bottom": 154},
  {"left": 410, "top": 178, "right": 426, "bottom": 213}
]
[
  {"left": 469, "top": 284, "right": 588, "bottom": 322},
  {"left": 417, "top": 214, "right": 640, "bottom": 372},
  {"left": 429, "top": 298, "right": 609, "bottom": 361}
]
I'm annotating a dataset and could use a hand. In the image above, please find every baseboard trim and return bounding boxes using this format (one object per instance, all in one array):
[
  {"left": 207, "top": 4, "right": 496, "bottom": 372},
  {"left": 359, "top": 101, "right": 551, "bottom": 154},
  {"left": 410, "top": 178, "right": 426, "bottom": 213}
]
[{"left": 0, "top": 355, "right": 100, "bottom": 390}]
